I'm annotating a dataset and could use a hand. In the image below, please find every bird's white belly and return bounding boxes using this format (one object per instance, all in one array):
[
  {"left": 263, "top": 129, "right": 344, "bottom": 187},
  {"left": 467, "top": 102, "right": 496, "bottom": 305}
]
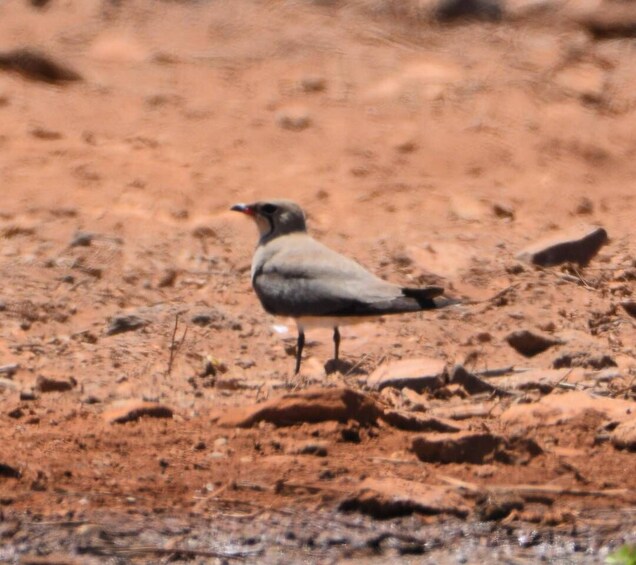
[{"left": 295, "top": 316, "right": 375, "bottom": 331}]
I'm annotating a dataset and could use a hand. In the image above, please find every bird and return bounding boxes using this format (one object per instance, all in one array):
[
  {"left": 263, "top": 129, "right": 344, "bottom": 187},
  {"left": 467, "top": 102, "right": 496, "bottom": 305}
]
[{"left": 231, "top": 199, "right": 458, "bottom": 374}]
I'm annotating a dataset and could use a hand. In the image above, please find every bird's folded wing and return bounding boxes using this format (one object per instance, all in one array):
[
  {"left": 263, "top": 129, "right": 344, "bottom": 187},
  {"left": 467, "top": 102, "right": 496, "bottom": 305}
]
[{"left": 252, "top": 238, "right": 444, "bottom": 317}]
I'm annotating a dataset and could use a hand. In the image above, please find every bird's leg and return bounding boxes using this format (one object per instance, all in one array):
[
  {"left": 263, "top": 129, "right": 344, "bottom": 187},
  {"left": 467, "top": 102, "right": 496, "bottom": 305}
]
[
  {"left": 294, "top": 330, "right": 305, "bottom": 374},
  {"left": 333, "top": 326, "right": 340, "bottom": 362}
]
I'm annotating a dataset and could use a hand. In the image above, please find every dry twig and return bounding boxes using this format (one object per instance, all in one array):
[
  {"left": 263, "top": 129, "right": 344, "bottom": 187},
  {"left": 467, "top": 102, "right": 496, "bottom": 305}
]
[{"left": 166, "top": 313, "right": 188, "bottom": 377}]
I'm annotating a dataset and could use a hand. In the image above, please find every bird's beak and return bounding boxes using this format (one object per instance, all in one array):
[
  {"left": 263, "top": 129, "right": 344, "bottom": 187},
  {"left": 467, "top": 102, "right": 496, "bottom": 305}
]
[{"left": 231, "top": 203, "right": 255, "bottom": 216}]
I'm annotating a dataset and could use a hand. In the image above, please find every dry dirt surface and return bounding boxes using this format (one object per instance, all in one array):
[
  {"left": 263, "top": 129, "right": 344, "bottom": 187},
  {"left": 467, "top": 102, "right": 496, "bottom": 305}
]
[{"left": 1, "top": 1, "right": 636, "bottom": 563}]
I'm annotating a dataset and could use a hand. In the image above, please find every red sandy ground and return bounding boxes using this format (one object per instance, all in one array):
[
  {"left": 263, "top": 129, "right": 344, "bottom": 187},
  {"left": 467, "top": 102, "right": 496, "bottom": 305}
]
[{"left": 0, "top": 0, "right": 635, "bottom": 562}]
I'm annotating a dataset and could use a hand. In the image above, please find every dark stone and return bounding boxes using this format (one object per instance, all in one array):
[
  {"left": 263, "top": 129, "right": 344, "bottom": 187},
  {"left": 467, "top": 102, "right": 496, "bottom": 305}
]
[
  {"left": 621, "top": 301, "right": 636, "bottom": 319},
  {"left": 0, "top": 463, "right": 21, "bottom": 479},
  {"left": 434, "top": 0, "right": 503, "bottom": 23},
  {"left": 381, "top": 410, "right": 462, "bottom": 433},
  {"left": 69, "top": 231, "right": 94, "bottom": 247},
  {"left": 104, "top": 400, "right": 174, "bottom": 424},
  {"left": 517, "top": 227, "right": 608, "bottom": 267},
  {"left": 7, "top": 407, "right": 23, "bottom": 419},
  {"left": 0, "top": 48, "right": 82, "bottom": 84},
  {"left": 106, "top": 314, "right": 149, "bottom": 336},
  {"left": 583, "top": 9, "right": 636, "bottom": 40},
  {"left": 190, "top": 307, "right": 238, "bottom": 330},
  {"left": 506, "top": 330, "right": 562, "bottom": 357},
  {"left": 35, "top": 375, "right": 76, "bottom": 393},
  {"left": 449, "top": 364, "right": 507, "bottom": 396},
  {"left": 553, "top": 352, "right": 617, "bottom": 370}
]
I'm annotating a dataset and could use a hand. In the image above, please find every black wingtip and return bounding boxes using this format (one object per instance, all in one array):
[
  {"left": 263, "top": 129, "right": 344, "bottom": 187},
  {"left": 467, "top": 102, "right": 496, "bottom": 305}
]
[{"left": 402, "top": 286, "right": 445, "bottom": 299}]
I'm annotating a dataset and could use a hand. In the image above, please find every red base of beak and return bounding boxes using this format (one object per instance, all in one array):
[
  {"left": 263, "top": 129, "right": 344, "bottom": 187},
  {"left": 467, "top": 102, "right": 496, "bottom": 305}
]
[{"left": 231, "top": 204, "right": 255, "bottom": 216}]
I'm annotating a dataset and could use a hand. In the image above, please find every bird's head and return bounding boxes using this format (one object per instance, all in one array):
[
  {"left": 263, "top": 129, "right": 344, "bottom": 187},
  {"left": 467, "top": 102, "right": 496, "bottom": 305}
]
[{"left": 231, "top": 199, "right": 307, "bottom": 243}]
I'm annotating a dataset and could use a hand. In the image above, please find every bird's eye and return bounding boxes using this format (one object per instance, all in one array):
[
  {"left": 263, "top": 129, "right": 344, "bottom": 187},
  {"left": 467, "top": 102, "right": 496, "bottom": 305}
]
[{"left": 261, "top": 203, "right": 278, "bottom": 215}]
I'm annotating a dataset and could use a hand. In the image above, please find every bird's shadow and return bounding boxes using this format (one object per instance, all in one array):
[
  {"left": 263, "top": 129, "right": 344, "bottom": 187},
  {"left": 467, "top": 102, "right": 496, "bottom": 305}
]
[{"left": 323, "top": 358, "right": 366, "bottom": 376}]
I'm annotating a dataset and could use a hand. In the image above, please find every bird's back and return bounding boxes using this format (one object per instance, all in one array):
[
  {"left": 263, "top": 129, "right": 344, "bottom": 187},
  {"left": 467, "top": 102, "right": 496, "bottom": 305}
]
[{"left": 251, "top": 234, "right": 445, "bottom": 318}]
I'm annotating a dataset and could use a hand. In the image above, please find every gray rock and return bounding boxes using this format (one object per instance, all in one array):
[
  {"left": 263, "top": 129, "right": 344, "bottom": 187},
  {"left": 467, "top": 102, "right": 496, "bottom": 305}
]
[
  {"left": 494, "top": 368, "right": 583, "bottom": 394},
  {"left": 367, "top": 358, "right": 446, "bottom": 392},
  {"left": 516, "top": 226, "right": 608, "bottom": 267},
  {"left": 0, "top": 377, "right": 18, "bottom": 390},
  {"left": 0, "top": 363, "right": 19, "bottom": 377},
  {"left": 289, "top": 441, "right": 329, "bottom": 457},
  {"left": 235, "top": 357, "right": 256, "bottom": 369},
  {"left": 612, "top": 418, "right": 636, "bottom": 451},
  {"left": 191, "top": 307, "right": 240, "bottom": 330},
  {"left": 449, "top": 364, "right": 506, "bottom": 396}
]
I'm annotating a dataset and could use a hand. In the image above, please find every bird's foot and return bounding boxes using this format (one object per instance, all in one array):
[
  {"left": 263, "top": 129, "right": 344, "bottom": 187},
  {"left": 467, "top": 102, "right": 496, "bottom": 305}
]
[{"left": 284, "top": 370, "right": 308, "bottom": 391}]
